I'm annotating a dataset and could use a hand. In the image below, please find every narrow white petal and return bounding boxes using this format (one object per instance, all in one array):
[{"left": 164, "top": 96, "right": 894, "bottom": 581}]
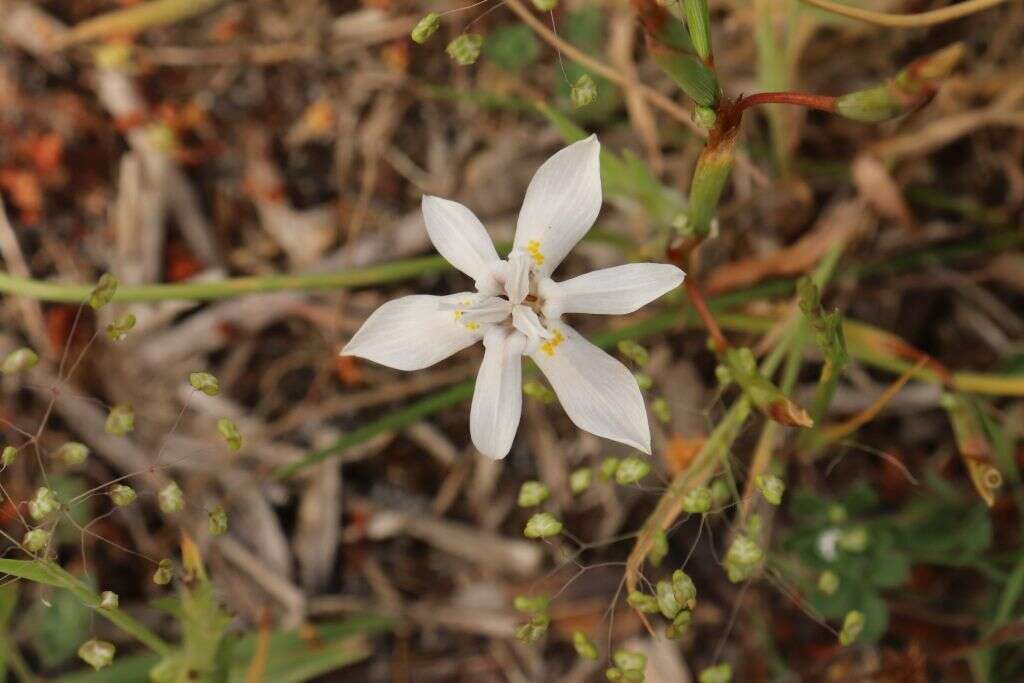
[
  {"left": 459, "top": 296, "right": 513, "bottom": 325},
  {"left": 504, "top": 252, "right": 531, "bottom": 305},
  {"left": 540, "top": 263, "right": 685, "bottom": 318},
  {"left": 471, "top": 328, "right": 527, "bottom": 459},
  {"left": 512, "top": 136, "right": 602, "bottom": 278},
  {"left": 529, "top": 322, "right": 650, "bottom": 453},
  {"left": 511, "top": 304, "right": 551, "bottom": 353},
  {"left": 341, "top": 293, "right": 484, "bottom": 371},
  {"left": 422, "top": 196, "right": 502, "bottom": 293}
]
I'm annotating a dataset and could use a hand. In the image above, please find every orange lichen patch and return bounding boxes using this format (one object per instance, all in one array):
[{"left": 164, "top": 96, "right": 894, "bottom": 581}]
[
  {"left": 663, "top": 434, "right": 705, "bottom": 475},
  {"left": 336, "top": 355, "right": 363, "bottom": 387}
]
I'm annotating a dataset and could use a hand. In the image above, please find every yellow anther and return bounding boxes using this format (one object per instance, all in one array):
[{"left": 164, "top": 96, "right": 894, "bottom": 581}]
[
  {"left": 539, "top": 330, "right": 565, "bottom": 357},
  {"left": 465, "top": 322, "right": 480, "bottom": 331},
  {"left": 526, "top": 240, "right": 545, "bottom": 266},
  {"left": 453, "top": 310, "right": 463, "bottom": 321}
]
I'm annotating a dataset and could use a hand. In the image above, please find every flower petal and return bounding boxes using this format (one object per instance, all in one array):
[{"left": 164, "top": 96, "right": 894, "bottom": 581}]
[
  {"left": 540, "top": 263, "right": 685, "bottom": 318},
  {"left": 341, "top": 293, "right": 485, "bottom": 371},
  {"left": 422, "top": 196, "right": 502, "bottom": 293},
  {"left": 471, "top": 328, "right": 527, "bottom": 459},
  {"left": 512, "top": 135, "right": 602, "bottom": 278},
  {"left": 529, "top": 322, "right": 650, "bottom": 453},
  {"left": 511, "top": 304, "right": 551, "bottom": 352}
]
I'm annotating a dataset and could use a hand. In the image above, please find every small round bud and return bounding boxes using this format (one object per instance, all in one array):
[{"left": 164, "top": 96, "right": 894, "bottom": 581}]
[
  {"left": 612, "top": 649, "right": 647, "bottom": 673},
  {"left": 615, "top": 457, "right": 651, "bottom": 485},
  {"left": 189, "top": 372, "right": 220, "bottom": 396},
  {"left": 446, "top": 34, "right": 483, "bottom": 66},
  {"left": 599, "top": 457, "right": 620, "bottom": 481},
  {"left": 29, "top": 487, "right": 59, "bottom": 521},
  {"left": 217, "top": 418, "right": 242, "bottom": 451},
  {"left": 78, "top": 638, "right": 116, "bottom": 670},
  {"left": 1, "top": 445, "right": 17, "bottom": 467},
  {"left": 633, "top": 373, "right": 653, "bottom": 391},
  {"left": 2, "top": 347, "right": 39, "bottom": 374},
  {"left": 666, "top": 608, "right": 692, "bottom": 639},
  {"left": 88, "top": 273, "right": 118, "bottom": 310},
  {"left": 817, "top": 570, "right": 840, "bottom": 596},
  {"left": 23, "top": 528, "right": 52, "bottom": 553},
  {"left": 656, "top": 580, "right": 681, "bottom": 619},
  {"left": 109, "top": 484, "right": 137, "bottom": 507},
  {"left": 517, "top": 481, "right": 550, "bottom": 507},
  {"left": 672, "top": 569, "right": 697, "bottom": 608},
  {"left": 99, "top": 590, "right": 120, "bottom": 610},
  {"left": 838, "top": 526, "right": 869, "bottom": 553},
  {"left": 153, "top": 559, "right": 173, "bottom": 585},
  {"left": 532, "top": 0, "right": 559, "bottom": 10},
  {"left": 724, "top": 535, "right": 763, "bottom": 583},
  {"left": 570, "top": 467, "right": 593, "bottom": 494},
  {"left": 617, "top": 340, "right": 650, "bottom": 366},
  {"left": 755, "top": 473, "right": 785, "bottom": 506},
  {"left": 105, "top": 404, "right": 135, "bottom": 436},
  {"left": 570, "top": 73, "right": 597, "bottom": 109},
  {"left": 699, "top": 664, "right": 733, "bottom": 683},
  {"left": 651, "top": 398, "right": 671, "bottom": 424},
  {"left": 573, "top": 630, "right": 598, "bottom": 660},
  {"left": 158, "top": 481, "right": 185, "bottom": 514},
  {"left": 410, "top": 13, "right": 440, "bottom": 44},
  {"left": 839, "top": 610, "right": 864, "bottom": 646},
  {"left": 647, "top": 529, "right": 668, "bottom": 567},
  {"left": 523, "top": 512, "right": 562, "bottom": 539},
  {"left": 106, "top": 312, "right": 136, "bottom": 341},
  {"left": 513, "top": 595, "right": 549, "bottom": 614},
  {"left": 515, "top": 613, "right": 550, "bottom": 644},
  {"left": 56, "top": 441, "right": 90, "bottom": 466},
  {"left": 680, "top": 486, "right": 712, "bottom": 514},
  {"left": 208, "top": 506, "right": 228, "bottom": 536},
  {"left": 627, "top": 591, "right": 659, "bottom": 614}
]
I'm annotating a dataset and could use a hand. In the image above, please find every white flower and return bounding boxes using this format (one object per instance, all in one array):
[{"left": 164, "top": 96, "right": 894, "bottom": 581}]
[{"left": 341, "top": 136, "right": 685, "bottom": 459}]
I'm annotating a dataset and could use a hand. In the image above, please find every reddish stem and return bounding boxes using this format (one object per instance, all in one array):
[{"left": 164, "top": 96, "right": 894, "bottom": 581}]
[
  {"left": 733, "top": 91, "right": 838, "bottom": 115},
  {"left": 684, "top": 279, "right": 730, "bottom": 354}
]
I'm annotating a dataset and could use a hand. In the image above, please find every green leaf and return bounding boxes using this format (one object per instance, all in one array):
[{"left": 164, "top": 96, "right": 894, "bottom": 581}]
[
  {"left": 32, "top": 578, "right": 93, "bottom": 667},
  {"left": 0, "top": 559, "right": 66, "bottom": 587},
  {"left": 868, "top": 552, "right": 910, "bottom": 589}
]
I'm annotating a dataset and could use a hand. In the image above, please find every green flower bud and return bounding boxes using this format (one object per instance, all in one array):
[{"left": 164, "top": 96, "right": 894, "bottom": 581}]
[
  {"left": 109, "top": 484, "right": 137, "bottom": 507},
  {"left": 515, "top": 613, "right": 550, "bottom": 644},
  {"left": 839, "top": 610, "right": 864, "bottom": 646},
  {"left": 410, "top": 13, "right": 440, "bottom": 44},
  {"left": 158, "top": 481, "right": 184, "bottom": 514},
  {"left": 153, "top": 559, "right": 173, "bottom": 585},
  {"left": 615, "top": 456, "right": 651, "bottom": 485},
  {"left": 572, "top": 630, "right": 598, "bottom": 660},
  {"left": 208, "top": 506, "right": 228, "bottom": 536},
  {"left": 606, "top": 668, "right": 624, "bottom": 681},
  {"left": 513, "top": 595, "right": 549, "bottom": 614},
  {"left": 99, "top": 590, "right": 120, "bottom": 610},
  {"left": 665, "top": 608, "right": 692, "bottom": 639},
  {"left": 446, "top": 34, "right": 483, "bottom": 66},
  {"left": 599, "top": 457, "right": 621, "bottom": 481},
  {"left": 217, "top": 418, "right": 242, "bottom": 451},
  {"left": 648, "top": 530, "right": 668, "bottom": 567},
  {"left": 632, "top": 373, "right": 653, "bottom": 393},
  {"left": 710, "top": 479, "right": 730, "bottom": 507},
  {"left": 2, "top": 347, "right": 39, "bottom": 374},
  {"left": 105, "top": 404, "right": 134, "bottom": 436},
  {"left": 656, "top": 580, "right": 681, "bottom": 619},
  {"left": 694, "top": 105, "right": 716, "bottom": 131},
  {"left": 29, "top": 487, "right": 59, "bottom": 520},
  {"left": 838, "top": 526, "right": 869, "bottom": 553},
  {"left": 56, "top": 441, "right": 90, "bottom": 466},
  {"left": 88, "top": 273, "right": 118, "bottom": 310},
  {"left": 755, "top": 474, "right": 785, "bottom": 505},
  {"left": 523, "top": 380, "right": 555, "bottom": 403},
  {"left": 189, "top": 372, "right": 220, "bottom": 396},
  {"left": 23, "top": 527, "right": 51, "bottom": 553},
  {"left": 746, "top": 513, "right": 763, "bottom": 539},
  {"left": 106, "top": 312, "right": 136, "bottom": 341},
  {"left": 570, "top": 467, "right": 593, "bottom": 494},
  {"left": 524, "top": 512, "right": 562, "bottom": 539},
  {"left": 681, "top": 486, "right": 712, "bottom": 514},
  {"left": 78, "top": 638, "right": 116, "bottom": 670},
  {"left": 627, "top": 591, "right": 660, "bottom": 614},
  {"left": 724, "top": 535, "right": 762, "bottom": 583},
  {"left": 2, "top": 445, "right": 17, "bottom": 467},
  {"left": 699, "top": 663, "right": 733, "bottom": 683},
  {"left": 827, "top": 503, "right": 847, "bottom": 523},
  {"left": 570, "top": 73, "right": 597, "bottom": 109},
  {"left": 532, "top": 0, "right": 558, "bottom": 11},
  {"left": 518, "top": 481, "right": 550, "bottom": 507},
  {"left": 613, "top": 649, "right": 647, "bottom": 672},
  {"left": 651, "top": 398, "right": 671, "bottom": 424},
  {"left": 817, "top": 570, "right": 840, "bottom": 596},
  {"left": 672, "top": 569, "right": 697, "bottom": 608},
  {"left": 617, "top": 341, "right": 650, "bottom": 366}
]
